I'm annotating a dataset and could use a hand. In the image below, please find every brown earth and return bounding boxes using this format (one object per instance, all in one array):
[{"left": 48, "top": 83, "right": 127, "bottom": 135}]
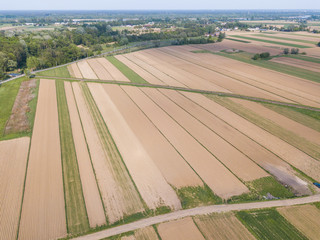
[
  {"left": 87, "top": 59, "right": 113, "bottom": 80},
  {"left": 0, "top": 137, "right": 30, "bottom": 240},
  {"left": 18, "top": 79, "right": 67, "bottom": 240},
  {"left": 270, "top": 57, "right": 320, "bottom": 73},
  {"left": 97, "top": 58, "right": 130, "bottom": 82},
  {"left": 77, "top": 60, "right": 98, "bottom": 79},
  {"left": 134, "top": 226, "right": 159, "bottom": 240},
  {"left": 5, "top": 78, "right": 36, "bottom": 134},
  {"left": 69, "top": 63, "right": 83, "bottom": 78},
  {"left": 157, "top": 217, "right": 205, "bottom": 240}
]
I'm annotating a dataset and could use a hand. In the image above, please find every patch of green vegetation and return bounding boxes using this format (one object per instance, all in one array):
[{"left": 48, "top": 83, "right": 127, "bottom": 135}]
[
  {"left": 254, "top": 34, "right": 317, "bottom": 44},
  {"left": 314, "top": 202, "right": 320, "bottom": 210},
  {"left": 56, "top": 80, "right": 90, "bottom": 235},
  {"left": 213, "top": 51, "right": 320, "bottom": 83},
  {"left": 209, "top": 96, "right": 320, "bottom": 161},
  {"left": 261, "top": 103, "right": 320, "bottom": 132},
  {"left": 176, "top": 185, "right": 222, "bottom": 209},
  {"left": 102, "top": 231, "right": 135, "bottom": 240},
  {"left": 26, "top": 79, "right": 39, "bottom": 134},
  {"left": 228, "top": 177, "right": 294, "bottom": 203},
  {"left": 37, "top": 65, "right": 71, "bottom": 78},
  {"left": 236, "top": 209, "right": 308, "bottom": 240},
  {"left": 154, "top": 206, "right": 172, "bottom": 215},
  {"left": 191, "top": 50, "right": 211, "bottom": 53},
  {"left": 106, "top": 56, "right": 148, "bottom": 84},
  {"left": 230, "top": 35, "right": 311, "bottom": 48},
  {"left": 281, "top": 54, "right": 320, "bottom": 64},
  {"left": 0, "top": 77, "right": 25, "bottom": 137},
  {"left": 226, "top": 37, "right": 250, "bottom": 43}
]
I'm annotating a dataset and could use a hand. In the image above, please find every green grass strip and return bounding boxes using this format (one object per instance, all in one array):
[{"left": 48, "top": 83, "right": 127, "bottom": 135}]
[
  {"left": 106, "top": 56, "right": 148, "bottom": 84},
  {"left": 226, "top": 37, "right": 251, "bottom": 43},
  {"left": 56, "top": 80, "right": 90, "bottom": 234},
  {"left": 209, "top": 96, "right": 320, "bottom": 161},
  {"left": 236, "top": 209, "right": 308, "bottom": 240},
  {"left": 0, "top": 77, "right": 25, "bottom": 136},
  {"left": 280, "top": 54, "right": 320, "bottom": 64},
  {"left": 254, "top": 34, "right": 317, "bottom": 44},
  {"left": 230, "top": 35, "right": 311, "bottom": 48},
  {"left": 213, "top": 51, "right": 320, "bottom": 83},
  {"left": 37, "top": 66, "right": 71, "bottom": 78}
]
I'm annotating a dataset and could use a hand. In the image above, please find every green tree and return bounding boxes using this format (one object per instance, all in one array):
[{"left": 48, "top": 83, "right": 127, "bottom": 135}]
[
  {"left": 27, "top": 56, "right": 40, "bottom": 70},
  {"left": 283, "top": 48, "right": 289, "bottom": 54},
  {"left": 252, "top": 54, "right": 260, "bottom": 60},
  {"left": 317, "top": 42, "right": 320, "bottom": 47}
]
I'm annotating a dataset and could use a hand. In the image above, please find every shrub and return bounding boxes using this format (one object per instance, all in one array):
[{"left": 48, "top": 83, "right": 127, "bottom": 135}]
[
  {"left": 252, "top": 54, "right": 260, "bottom": 60},
  {"left": 259, "top": 52, "right": 270, "bottom": 59},
  {"left": 283, "top": 48, "right": 289, "bottom": 54}
]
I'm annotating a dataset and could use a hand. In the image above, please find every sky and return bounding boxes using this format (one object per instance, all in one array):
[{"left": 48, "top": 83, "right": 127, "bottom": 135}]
[{"left": 1, "top": 0, "right": 320, "bottom": 10}]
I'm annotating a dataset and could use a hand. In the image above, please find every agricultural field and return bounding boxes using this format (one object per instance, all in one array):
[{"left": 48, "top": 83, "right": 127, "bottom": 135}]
[{"left": 1, "top": 34, "right": 320, "bottom": 240}]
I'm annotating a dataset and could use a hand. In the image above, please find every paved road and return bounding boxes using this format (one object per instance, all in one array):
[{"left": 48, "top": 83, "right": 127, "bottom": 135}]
[{"left": 73, "top": 194, "right": 320, "bottom": 240}]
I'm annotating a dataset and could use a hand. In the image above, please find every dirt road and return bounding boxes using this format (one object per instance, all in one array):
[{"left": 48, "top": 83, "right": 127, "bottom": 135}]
[{"left": 73, "top": 194, "right": 320, "bottom": 240}]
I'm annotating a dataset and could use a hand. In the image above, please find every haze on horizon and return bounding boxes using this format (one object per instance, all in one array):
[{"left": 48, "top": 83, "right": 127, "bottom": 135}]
[{"left": 1, "top": 0, "right": 320, "bottom": 11}]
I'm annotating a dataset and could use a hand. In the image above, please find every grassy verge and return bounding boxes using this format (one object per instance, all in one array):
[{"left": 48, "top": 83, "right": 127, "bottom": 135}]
[
  {"left": 175, "top": 185, "right": 222, "bottom": 209},
  {"left": 261, "top": 103, "right": 320, "bottom": 132},
  {"left": 226, "top": 37, "right": 251, "bottom": 43},
  {"left": 228, "top": 176, "right": 294, "bottom": 203},
  {"left": 56, "top": 80, "right": 90, "bottom": 235},
  {"left": 0, "top": 77, "right": 25, "bottom": 138},
  {"left": 37, "top": 65, "right": 71, "bottom": 78},
  {"left": 254, "top": 34, "right": 317, "bottom": 44},
  {"left": 314, "top": 202, "right": 320, "bottom": 210},
  {"left": 230, "top": 35, "right": 311, "bottom": 48},
  {"left": 236, "top": 209, "right": 308, "bottom": 240},
  {"left": 80, "top": 83, "right": 146, "bottom": 220},
  {"left": 209, "top": 96, "right": 320, "bottom": 161},
  {"left": 212, "top": 51, "right": 320, "bottom": 83},
  {"left": 106, "top": 56, "right": 148, "bottom": 84}
]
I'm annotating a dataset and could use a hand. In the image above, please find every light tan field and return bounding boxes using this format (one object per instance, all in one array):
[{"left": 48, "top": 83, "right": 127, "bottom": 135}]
[
  {"left": 135, "top": 226, "right": 159, "bottom": 240},
  {"left": 116, "top": 55, "right": 165, "bottom": 85},
  {"left": 158, "top": 217, "right": 205, "bottom": 240},
  {"left": 160, "top": 46, "right": 320, "bottom": 107},
  {"left": 97, "top": 58, "right": 129, "bottom": 82},
  {"left": 72, "top": 82, "right": 144, "bottom": 224},
  {"left": 87, "top": 59, "right": 113, "bottom": 80},
  {"left": 197, "top": 39, "right": 283, "bottom": 55},
  {"left": 195, "top": 212, "right": 255, "bottom": 240},
  {"left": 124, "top": 86, "right": 248, "bottom": 199},
  {"left": 278, "top": 205, "right": 320, "bottom": 240},
  {"left": 183, "top": 92, "right": 320, "bottom": 182},
  {"left": 19, "top": 79, "right": 66, "bottom": 240},
  {"left": 166, "top": 90, "right": 310, "bottom": 195},
  {"left": 133, "top": 51, "right": 229, "bottom": 92},
  {"left": 156, "top": 89, "right": 269, "bottom": 181},
  {"left": 77, "top": 60, "right": 98, "bottom": 79},
  {"left": 231, "top": 98, "right": 320, "bottom": 146},
  {"left": 91, "top": 83, "right": 182, "bottom": 210},
  {"left": 270, "top": 57, "right": 320, "bottom": 73},
  {"left": 64, "top": 82, "right": 106, "bottom": 227},
  {"left": 124, "top": 53, "right": 185, "bottom": 87},
  {"left": 263, "top": 32, "right": 320, "bottom": 43},
  {"left": 69, "top": 63, "right": 83, "bottom": 78},
  {"left": 121, "top": 236, "right": 136, "bottom": 240},
  {"left": 116, "top": 86, "right": 202, "bottom": 188},
  {"left": 0, "top": 137, "right": 30, "bottom": 240}
]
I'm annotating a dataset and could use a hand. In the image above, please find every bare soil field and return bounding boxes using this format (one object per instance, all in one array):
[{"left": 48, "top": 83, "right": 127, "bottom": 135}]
[
  {"left": 64, "top": 82, "right": 106, "bottom": 228},
  {"left": 92, "top": 83, "right": 182, "bottom": 210},
  {"left": 72, "top": 82, "right": 144, "bottom": 224},
  {"left": 164, "top": 46, "right": 320, "bottom": 107},
  {"left": 270, "top": 57, "right": 320, "bottom": 73},
  {"left": 166, "top": 91, "right": 310, "bottom": 195},
  {"left": 231, "top": 98, "right": 320, "bottom": 146},
  {"left": 134, "top": 226, "right": 159, "bottom": 240},
  {"left": 278, "top": 204, "right": 320, "bottom": 240},
  {"left": 196, "top": 40, "right": 282, "bottom": 55},
  {"left": 183, "top": 92, "right": 320, "bottom": 182},
  {"left": 123, "top": 86, "right": 248, "bottom": 199},
  {"left": 148, "top": 88, "right": 269, "bottom": 182},
  {"left": 77, "top": 60, "right": 98, "bottom": 79},
  {"left": 194, "top": 212, "right": 255, "bottom": 240},
  {"left": 0, "top": 137, "right": 30, "bottom": 240},
  {"left": 19, "top": 79, "right": 66, "bottom": 240},
  {"left": 157, "top": 217, "right": 205, "bottom": 240},
  {"left": 87, "top": 59, "right": 113, "bottom": 80},
  {"left": 97, "top": 58, "right": 129, "bottom": 82},
  {"left": 5, "top": 79, "right": 36, "bottom": 134},
  {"left": 116, "top": 55, "right": 165, "bottom": 85},
  {"left": 68, "top": 63, "right": 83, "bottom": 78}
]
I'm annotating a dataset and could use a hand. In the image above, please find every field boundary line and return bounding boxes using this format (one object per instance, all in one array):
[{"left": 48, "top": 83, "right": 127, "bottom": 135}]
[{"left": 72, "top": 194, "right": 320, "bottom": 240}]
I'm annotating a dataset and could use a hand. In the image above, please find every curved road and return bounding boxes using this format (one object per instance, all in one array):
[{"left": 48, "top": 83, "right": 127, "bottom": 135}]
[{"left": 73, "top": 194, "right": 320, "bottom": 240}]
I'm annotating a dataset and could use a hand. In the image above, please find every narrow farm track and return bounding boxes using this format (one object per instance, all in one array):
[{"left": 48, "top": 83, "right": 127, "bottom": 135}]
[
  {"left": 73, "top": 194, "right": 320, "bottom": 240},
  {"left": 36, "top": 77, "right": 320, "bottom": 112}
]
